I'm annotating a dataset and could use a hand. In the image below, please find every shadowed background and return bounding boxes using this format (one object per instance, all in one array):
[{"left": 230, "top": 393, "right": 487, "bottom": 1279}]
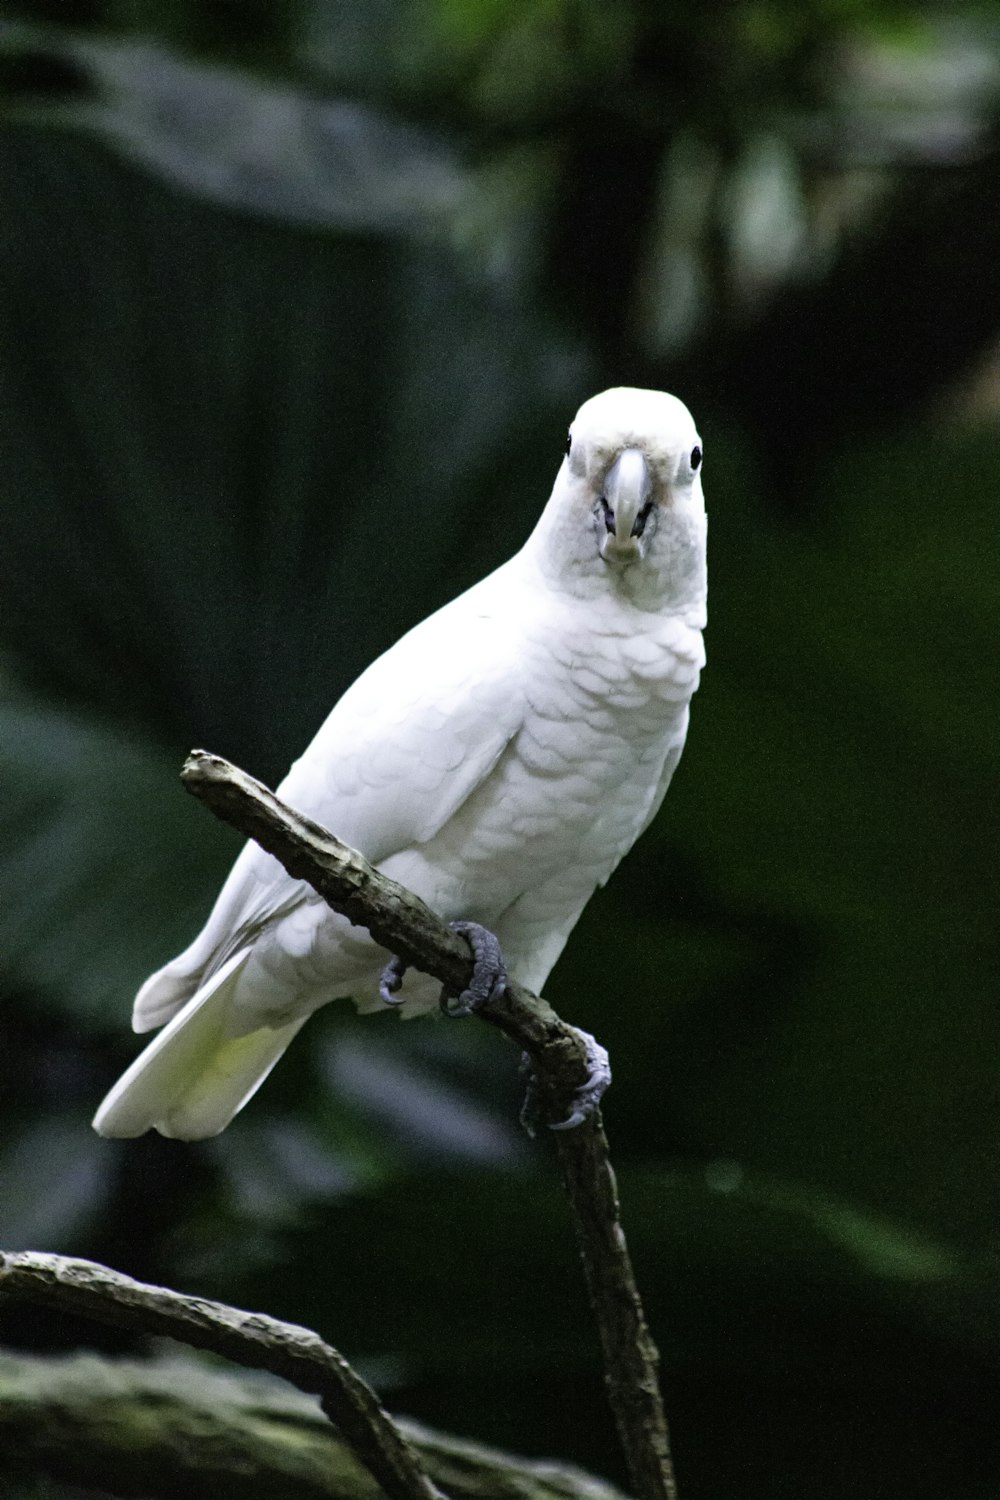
[{"left": 0, "top": 3, "right": 997, "bottom": 1497}]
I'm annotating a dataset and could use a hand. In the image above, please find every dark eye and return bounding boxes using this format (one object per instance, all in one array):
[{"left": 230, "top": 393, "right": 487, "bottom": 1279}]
[
  {"left": 565, "top": 431, "right": 573, "bottom": 457},
  {"left": 690, "top": 445, "right": 702, "bottom": 471}
]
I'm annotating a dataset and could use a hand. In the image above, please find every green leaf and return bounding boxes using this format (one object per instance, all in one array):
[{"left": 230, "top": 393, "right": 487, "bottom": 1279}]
[
  {"left": 0, "top": 674, "right": 238, "bottom": 1026},
  {"left": 0, "top": 79, "right": 585, "bottom": 780}
]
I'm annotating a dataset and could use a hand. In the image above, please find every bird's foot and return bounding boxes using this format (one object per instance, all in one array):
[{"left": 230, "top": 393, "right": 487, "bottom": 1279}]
[
  {"left": 378, "top": 921, "right": 507, "bottom": 1015},
  {"left": 520, "top": 1028, "right": 611, "bottom": 1136},
  {"left": 439, "top": 920, "right": 507, "bottom": 1018},
  {"left": 379, "top": 954, "right": 408, "bottom": 1007}
]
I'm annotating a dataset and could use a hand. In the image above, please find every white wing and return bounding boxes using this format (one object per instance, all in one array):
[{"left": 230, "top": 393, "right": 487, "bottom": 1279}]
[{"left": 133, "top": 568, "right": 525, "bottom": 1031}]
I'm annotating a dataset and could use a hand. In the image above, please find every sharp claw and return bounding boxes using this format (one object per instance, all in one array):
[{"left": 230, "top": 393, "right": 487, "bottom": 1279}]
[
  {"left": 379, "top": 954, "right": 408, "bottom": 1006},
  {"left": 440, "top": 991, "right": 474, "bottom": 1019},
  {"left": 520, "top": 1028, "right": 611, "bottom": 1135},
  {"left": 549, "top": 1030, "right": 611, "bottom": 1130},
  {"left": 439, "top": 920, "right": 507, "bottom": 1018}
]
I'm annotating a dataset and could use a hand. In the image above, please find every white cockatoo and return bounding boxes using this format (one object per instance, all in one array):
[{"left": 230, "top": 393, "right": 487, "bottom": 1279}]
[{"left": 93, "top": 386, "right": 707, "bottom": 1140}]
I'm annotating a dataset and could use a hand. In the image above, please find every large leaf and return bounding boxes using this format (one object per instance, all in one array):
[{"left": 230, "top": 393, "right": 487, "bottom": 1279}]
[
  {"left": 3, "top": 26, "right": 466, "bottom": 231},
  {"left": 0, "top": 674, "right": 238, "bottom": 1026},
  {"left": 0, "top": 36, "right": 587, "bottom": 782}
]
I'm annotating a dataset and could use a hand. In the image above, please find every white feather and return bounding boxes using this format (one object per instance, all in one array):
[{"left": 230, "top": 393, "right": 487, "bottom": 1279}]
[{"left": 94, "top": 951, "right": 307, "bottom": 1139}]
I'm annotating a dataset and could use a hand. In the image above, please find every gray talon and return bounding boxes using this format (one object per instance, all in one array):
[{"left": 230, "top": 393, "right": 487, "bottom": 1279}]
[
  {"left": 440, "top": 920, "right": 507, "bottom": 1017},
  {"left": 520, "top": 1028, "right": 611, "bottom": 1135},
  {"left": 379, "top": 954, "right": 408, "bottom": 1006}
]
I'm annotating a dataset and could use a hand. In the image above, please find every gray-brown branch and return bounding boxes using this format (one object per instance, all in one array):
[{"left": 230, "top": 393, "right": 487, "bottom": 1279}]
[
  {"left": 0, "top": 1251, "right": 442, "bottom": 1500},
  {"left": 180, "top": 749, "right": 678, "bottom": 1500}
]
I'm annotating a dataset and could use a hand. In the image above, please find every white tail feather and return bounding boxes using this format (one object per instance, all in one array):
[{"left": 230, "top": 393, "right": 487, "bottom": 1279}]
[
  {"left": 131, "top": 958, "right": 203, "bottom": 1034},
  {"left": 93, "top": 951, "right": 305, "bottom": 1140},
  {"left": 132, "top": 928, "right": 241, "bottom": 1034}
]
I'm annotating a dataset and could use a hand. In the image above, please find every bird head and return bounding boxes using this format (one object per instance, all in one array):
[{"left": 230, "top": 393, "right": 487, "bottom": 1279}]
[{"left": 529, "top": 387, "right": 707, "bottom": 610}]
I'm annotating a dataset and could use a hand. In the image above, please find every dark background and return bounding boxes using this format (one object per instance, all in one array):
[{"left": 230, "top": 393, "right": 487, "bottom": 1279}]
[{"left": 0, "top": 3, "right": 997, "bottom": 1496}]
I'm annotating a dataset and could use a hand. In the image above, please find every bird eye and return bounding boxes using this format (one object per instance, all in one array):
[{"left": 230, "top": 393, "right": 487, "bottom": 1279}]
[
  {"left": 565, "top": 431, "right": 573, "bottom": 457},
  {"left": 690, "top": 445, "right": 703, "bottom": 471}
]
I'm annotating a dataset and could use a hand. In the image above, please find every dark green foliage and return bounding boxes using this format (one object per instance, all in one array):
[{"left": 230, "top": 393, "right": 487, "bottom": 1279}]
[{"left": 0, "top": 8, "right": 997, "bottom": 1498}]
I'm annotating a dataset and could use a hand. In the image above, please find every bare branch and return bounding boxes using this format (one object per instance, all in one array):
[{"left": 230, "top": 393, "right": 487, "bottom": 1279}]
[
  {"left": 180, "top": 749, "right": 679, "bottom": 1500},
  {"left": 0, "top": 1251, "right": 443, "bottom": 1500},
  {"left": 554, "top": 1133, "right": 676, "bottom": 1500},
  {"left": 180, "top": 750, "right": 591, "bottom": 1110}
]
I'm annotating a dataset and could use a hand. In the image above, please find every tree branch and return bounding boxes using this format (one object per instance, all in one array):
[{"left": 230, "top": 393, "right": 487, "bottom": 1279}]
[
  {"left": 180, "top": 749, "right": 678, "bottom": 1500},
  {"left": 0, "top": 1349, "right": 630, "bottom": 1500},
  {"left": 180, "top": 751, "right": 592, "bottom": 1104},
  {"left": 0, "top": 1251, "right": 442, "bottom": 1500}
]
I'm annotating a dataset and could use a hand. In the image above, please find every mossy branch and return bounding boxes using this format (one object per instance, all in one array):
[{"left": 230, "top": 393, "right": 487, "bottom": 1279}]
[
  {"left": 0, "top": 1348, "right": 630, "bottom": 1500},
  {"left": 0, "top": 1250, "right": 442, "bottom": 1500}
]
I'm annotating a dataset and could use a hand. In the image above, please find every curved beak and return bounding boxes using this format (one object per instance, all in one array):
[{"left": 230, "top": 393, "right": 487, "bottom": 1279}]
[{"left": 598, "top": 448, "right": 653, "bottom": 563}]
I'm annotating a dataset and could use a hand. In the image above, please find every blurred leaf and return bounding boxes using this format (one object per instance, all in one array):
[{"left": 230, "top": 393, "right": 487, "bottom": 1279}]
[
  {"left": 228, "top": 1161, "right": 999, "bottom": 1393},
  {"left": 318, "top": 1018, "right": 529, "bottom": 1169},
  {"left": 0, "top": 674, "right": 237, "bottom": 1026},
  {"left": 809, "top": 1201, "right": 956, "bottom": 1282},
  {"left": 0, "top": 1115, "right": 112, "bottom": 1250},
  {"left": 8, "top": 30, "right": 467, "bottom": 231},
  {"left": 0, "top": 90, "right": 586, "bottom": 782},
  {"left": 3, "top": 1481, "right": 111, "bottom": 1500},
  {"left": 221, "top": 1162, "right": 996, "bottom": 1491}
]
